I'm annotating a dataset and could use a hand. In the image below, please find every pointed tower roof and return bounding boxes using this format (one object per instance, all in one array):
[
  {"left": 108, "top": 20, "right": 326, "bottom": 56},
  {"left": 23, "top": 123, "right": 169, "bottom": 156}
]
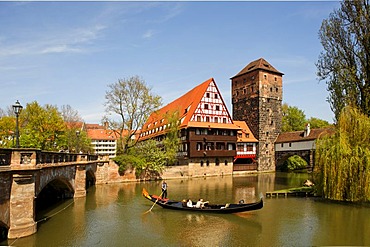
[{"left": 231, "top": 58, "right": 284, "bottom": 79}]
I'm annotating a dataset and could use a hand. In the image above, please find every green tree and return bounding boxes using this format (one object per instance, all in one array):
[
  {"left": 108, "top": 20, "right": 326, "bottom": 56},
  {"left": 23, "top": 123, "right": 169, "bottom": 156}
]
[
  {"left": 314, "top": 106, "right": 370, "bottom": 202},
  {"left": 60, "top": 104, "right": 92, "bottom": 153},
  {"left": 20, "top": 101, "right": 66, "bottom": 150},
  {"left": 281, "top": 155, "right": 308, "bottom": 172},
  {"left": 282, "top": 103, "right": 306, "bottom": 132},
  {"left": 162, "top": 110, "right": 180, "bottom": 165},
  {"left": 0, "top": 116, "right": 15, "bottom": 148},
  {"left": 104, "top": 76, "right": 162, "bottom": 154},
  {"left": 317, "top": 0, "right": 370, "bottom": 120},
  {"left": 307, "top": 117, "right": 331, "bottom": 129}
]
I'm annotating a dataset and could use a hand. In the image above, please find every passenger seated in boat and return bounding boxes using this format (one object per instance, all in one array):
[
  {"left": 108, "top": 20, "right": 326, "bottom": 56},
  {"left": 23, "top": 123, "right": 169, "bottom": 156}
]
[
  {"left": 182, "top": 199, "right": 187, "bottom": 207},
  {"left": 195, "top": 199, "right": 209, "bottom": 209},
  {"left": 186, "top": 199, "right": 194, "bottom": 208}
]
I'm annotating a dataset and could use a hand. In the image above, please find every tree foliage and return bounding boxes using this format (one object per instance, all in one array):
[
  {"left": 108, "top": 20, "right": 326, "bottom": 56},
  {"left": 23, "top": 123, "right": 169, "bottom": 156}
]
[
  {"left": 282, "top": 103, "right": 331, "bottom": 132},
  {"left": 104, "top": 76, "right": 162, "bottom": 154},
  {"left": 314, "top": 106, "right": 370, "bottom": 202},
  {"left": 20, "top": 102, "right": 66, "bottom": 150},
  {"left": 281, "top": 155, "right": 308, "bottom": 172},
  {"left": 317, "top": 0, "right": 370, "bottom": 120},
  {"left": 0, "top": 101, "right": 91, "bottom": 152},
  {"left": 282, "top": 103, "right": 307, "bottom": 132}
]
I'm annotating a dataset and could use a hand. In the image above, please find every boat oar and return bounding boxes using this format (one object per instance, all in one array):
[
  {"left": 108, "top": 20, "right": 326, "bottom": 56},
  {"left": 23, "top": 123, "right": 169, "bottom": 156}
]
[{"left": 145, "top": 191, "right": 164, "bottom": 214}]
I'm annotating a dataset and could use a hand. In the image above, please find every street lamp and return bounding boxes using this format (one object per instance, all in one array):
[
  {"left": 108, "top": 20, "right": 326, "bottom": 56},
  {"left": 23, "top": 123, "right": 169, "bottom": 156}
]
[
  {"left": 12, "top": 100, "right": 23, "bottom": 148},
  {"left": 76, "top": 130, "right": 80, "bottom": 153}
]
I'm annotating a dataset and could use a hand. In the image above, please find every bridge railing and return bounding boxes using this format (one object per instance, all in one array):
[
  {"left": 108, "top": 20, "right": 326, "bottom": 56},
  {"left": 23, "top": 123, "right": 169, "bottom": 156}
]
[{"left": 0, "top": 148, "right": 99, "bottom": 167}]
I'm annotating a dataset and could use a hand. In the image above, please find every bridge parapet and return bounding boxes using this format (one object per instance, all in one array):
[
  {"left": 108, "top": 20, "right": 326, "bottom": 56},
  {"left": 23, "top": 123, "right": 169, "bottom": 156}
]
[{"left": 0, "top": 148, "right": 98, "bottom": 170}]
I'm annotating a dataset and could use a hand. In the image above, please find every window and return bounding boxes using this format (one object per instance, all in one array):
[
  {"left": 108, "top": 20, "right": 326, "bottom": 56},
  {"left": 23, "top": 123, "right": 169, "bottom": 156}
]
[
  {"left": 200, "top": 161, "right": 204, "bottom": 167},
  {"left": 237, "top": 144, "right": 244, "bottom": 151},
  {"left": 215, "top": 93, "right": 218, "bottom": 99},
  {"left": 195, "top": 129, "right": 200, "bottom": 135},
  {"left": 246, "top": 133, "right": 249, "bottom": 138},
  {"left": 247, "top": 144, "right": 253, "bottom": 151},
  {"left": 214, "top": 117, "right": 218, "bottom": 123},
  {"left": 216, "top": 142, "right": 225, "bottom": 150},
  {"left": 206, "top": 160, "right": 210, "bottom": 166},
  {"left": 289, "top": 143, "right": 292, "bottom": 147},
  {"left": 223, "top": 118, "right": 227, "bottom": 123},
  {"left": 227, "top": 143, "right": 235, "bottom": 150},
  {"left": 281, "top": 143, "right": 284, "bottom": 147},
  {"left": 224, "top": 160, "right": 228, "bottom": 166},
  {"left": 197, "top": 142, "right": 202, "bottom": 151},
  {"left": 206, "top": 92, "right": 210, "bottom": 98},
  {"left": 204, "top": 104, "right": 209, "bottom": 110},
  {"left": 215, "top": 158, "right": 220, "bottom": 166},
  {"left": 215, "top": 105, "right": 220, "bottom": 111},
  {"left": 206, "top": 116, "right": 210, "bottom": 122},
  {"left": 197, "top": 116, "right": 201, "bottom": 122}
]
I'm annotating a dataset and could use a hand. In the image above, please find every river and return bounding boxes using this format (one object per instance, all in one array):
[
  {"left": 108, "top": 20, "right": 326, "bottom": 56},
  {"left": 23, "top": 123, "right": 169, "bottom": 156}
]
[{"left": 2, "top": 172, "right": 369, "bottom": 246}]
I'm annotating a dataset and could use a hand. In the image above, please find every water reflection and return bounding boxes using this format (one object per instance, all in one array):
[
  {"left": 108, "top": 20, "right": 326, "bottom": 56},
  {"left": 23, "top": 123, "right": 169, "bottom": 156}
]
[{"left": 2, "top": 173, "right": 370, "bottom": 247}]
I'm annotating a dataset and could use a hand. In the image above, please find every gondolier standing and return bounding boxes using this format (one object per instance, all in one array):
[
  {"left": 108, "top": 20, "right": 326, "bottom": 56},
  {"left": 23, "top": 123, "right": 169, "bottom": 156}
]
[{"left": 161, "top": 180, "right": 168, "bottom": 199}]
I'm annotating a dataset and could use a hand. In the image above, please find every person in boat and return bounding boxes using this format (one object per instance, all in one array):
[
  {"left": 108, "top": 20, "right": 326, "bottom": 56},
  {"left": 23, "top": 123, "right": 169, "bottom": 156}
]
[
  {"left": 161, "top": 180, "right": 168, "bottom": 199},
  {"left": 195, "top": 199, "right": 209, "bottom": 209},
  {"left": 186, "top": 199, "right": 194, "bottom": 208}
]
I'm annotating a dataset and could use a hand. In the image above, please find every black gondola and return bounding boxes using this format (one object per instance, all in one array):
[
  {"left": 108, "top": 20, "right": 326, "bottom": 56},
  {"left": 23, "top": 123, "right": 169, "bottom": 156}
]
[{"left": 142, "top": 188, "right": 263, "bottom": 214}]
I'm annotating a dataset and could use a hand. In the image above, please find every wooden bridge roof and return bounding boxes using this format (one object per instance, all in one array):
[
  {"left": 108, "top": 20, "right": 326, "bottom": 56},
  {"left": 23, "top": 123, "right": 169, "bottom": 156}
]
[{"left": 275, "top": 127, "right": 335, "bottom": 144}]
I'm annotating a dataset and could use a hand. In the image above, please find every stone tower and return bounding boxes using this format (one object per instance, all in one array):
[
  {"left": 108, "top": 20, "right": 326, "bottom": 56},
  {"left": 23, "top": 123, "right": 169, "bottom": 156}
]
[{"left": 231, "top": 58, "right": 283, "bottom": 171}]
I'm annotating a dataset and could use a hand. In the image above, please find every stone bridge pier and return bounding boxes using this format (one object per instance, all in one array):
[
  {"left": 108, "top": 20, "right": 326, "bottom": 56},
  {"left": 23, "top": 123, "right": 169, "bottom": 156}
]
[{"left": 0, "top": 149, "right": 109, "bottom": 239}]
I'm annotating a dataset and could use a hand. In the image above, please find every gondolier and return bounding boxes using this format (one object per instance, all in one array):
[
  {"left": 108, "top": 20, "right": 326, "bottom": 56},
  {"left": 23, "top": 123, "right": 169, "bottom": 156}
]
[
  {"left": 161, "top": 180, "right": 168, "bottom": 199},
  {"left": 142, "top": 188, "right": 263, "bottom": 214}
]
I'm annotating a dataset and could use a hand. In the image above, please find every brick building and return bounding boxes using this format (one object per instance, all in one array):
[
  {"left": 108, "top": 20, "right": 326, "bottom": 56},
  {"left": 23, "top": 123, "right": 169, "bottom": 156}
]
[{"left": 231, "top": 58, "right": 283, "bottom": 171}]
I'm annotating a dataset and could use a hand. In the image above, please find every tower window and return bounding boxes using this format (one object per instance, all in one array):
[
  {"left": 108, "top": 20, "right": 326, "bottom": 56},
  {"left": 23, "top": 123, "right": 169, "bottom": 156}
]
[
  {"left": 206, "top": 93, "right": 210, "bottom": 98},
  {"left": 204, "top": 104, "right": 209, "bottom": 109},
  {"left": 215, "top": 105, "right": 220, "bottom": 111}
]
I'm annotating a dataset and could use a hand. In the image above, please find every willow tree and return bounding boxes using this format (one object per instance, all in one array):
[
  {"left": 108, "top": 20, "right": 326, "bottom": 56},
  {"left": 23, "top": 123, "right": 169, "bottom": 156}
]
[
  {"left": 104, "top": 76, "right": 162, "bottom": 154},
  {"left": 316, "top": 0, "right": 370, "bottom": 120},
  {"left": 314, "top": 106, "right": 370, "bottom": 202}
]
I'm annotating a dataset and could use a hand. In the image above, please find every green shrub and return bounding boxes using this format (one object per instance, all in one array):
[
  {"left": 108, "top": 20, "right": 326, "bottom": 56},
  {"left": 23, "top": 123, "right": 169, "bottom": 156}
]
[{"left": 281, "top": 155, "right": 307, "bottom": 172}]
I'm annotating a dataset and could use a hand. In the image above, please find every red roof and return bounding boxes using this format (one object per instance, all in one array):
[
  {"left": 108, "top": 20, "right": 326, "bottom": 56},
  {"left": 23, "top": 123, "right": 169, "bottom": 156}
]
[
  {"left": 275, "top": 127, "right": 335, "bottom": 143},
  {"left": 233, "top": 121, "right": 258, "bottom": 143},
  {"left": 141, "top": 78, "right": 238, "bottom": 140},
  {"left": 86, "top": 128, "right": 119, "bottom": 140}
]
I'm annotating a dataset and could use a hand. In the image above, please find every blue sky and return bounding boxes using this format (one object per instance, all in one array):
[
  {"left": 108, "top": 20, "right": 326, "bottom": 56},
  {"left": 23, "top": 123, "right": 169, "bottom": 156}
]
[{"left": 0, "top": 1, "right": 340, "bottom": 123}]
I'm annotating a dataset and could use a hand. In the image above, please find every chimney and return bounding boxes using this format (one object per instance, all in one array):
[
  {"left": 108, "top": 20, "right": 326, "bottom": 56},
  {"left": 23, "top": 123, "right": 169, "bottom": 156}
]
[{"left": 304, "top": 123, "right": 311, "bottom": 137}]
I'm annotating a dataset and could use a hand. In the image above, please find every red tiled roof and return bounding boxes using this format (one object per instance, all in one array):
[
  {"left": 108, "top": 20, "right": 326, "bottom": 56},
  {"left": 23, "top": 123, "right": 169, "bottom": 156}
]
[
  {"left": 231, "top": 58, "right": 284, "bottom": 78},
  {"left": 141, "top": 78, "right": 237, "bottom": 140},
  {"left": 233, "top": 120, "right": 258, "bottom": 143},
  {"left": 275, "top": 127, "right": 335, "bottom": 143},
  {"left": 86, "top": 128, "right": 119, "bottom": 140}
]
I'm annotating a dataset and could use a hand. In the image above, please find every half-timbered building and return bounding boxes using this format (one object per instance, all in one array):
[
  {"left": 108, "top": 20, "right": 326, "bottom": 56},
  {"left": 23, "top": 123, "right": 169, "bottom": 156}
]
[{"left": 140, "top": 78, "right": 239, "bottom": 176}]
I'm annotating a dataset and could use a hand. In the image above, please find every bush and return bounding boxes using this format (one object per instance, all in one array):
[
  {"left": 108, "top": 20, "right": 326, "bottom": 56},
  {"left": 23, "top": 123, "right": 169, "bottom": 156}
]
[{"left": 281, "top": 155, "right": 307, "bottom": 172}]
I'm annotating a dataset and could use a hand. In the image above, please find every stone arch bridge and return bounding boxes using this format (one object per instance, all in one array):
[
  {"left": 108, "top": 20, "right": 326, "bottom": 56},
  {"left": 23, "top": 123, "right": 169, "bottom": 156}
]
[{"left": 0, "top": 148, "right": 110, "bottom": 239}]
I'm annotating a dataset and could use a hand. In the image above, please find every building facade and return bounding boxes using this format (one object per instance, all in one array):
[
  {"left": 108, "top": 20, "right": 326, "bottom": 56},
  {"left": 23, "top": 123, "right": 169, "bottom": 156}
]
[
  {"left": 85, "top": 124, "right": 118, "bottom": 158},
  {"left": 231, "top": 58, "right": 283, "bottom": 171},
  {"left": 140, "top": 78, "right": 239, "bottom": 176}
]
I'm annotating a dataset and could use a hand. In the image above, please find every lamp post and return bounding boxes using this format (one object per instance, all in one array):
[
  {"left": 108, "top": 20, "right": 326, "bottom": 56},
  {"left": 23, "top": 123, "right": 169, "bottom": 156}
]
[
  {"left": 12, "top": 100, "right": 23, "bottom": 148},
  {"left": 76, "top": 130, "right": 80, "bottom": 153}
]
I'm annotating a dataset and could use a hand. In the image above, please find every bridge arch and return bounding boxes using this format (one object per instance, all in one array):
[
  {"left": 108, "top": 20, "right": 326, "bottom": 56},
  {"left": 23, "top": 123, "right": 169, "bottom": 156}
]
[
  {"left": 276, "top": 151, "right": 311, "bottom": 171},
  {"left": 36, "top": 177, "right": 75, "bottom": 212},
  {"left": 86, "top": 168, "right": 96, "bottom": 189}
]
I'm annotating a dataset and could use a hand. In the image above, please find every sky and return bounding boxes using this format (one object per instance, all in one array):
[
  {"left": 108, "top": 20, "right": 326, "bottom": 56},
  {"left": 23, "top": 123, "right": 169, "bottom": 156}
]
[{"left": 0, "top": 1, "right": 340, "bottom": 124}]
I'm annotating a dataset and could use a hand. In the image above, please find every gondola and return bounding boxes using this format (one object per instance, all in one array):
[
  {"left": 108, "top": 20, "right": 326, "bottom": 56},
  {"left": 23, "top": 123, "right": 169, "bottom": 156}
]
[{"left": 142, "top": 188, "right": 263, "bottom": 214}]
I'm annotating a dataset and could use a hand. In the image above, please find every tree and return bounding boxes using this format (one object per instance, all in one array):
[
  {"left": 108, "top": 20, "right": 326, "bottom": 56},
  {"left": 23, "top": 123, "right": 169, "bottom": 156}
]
[
  {"left": 317, "top": 0, "right": 370, "bottom": 120},
  {"left": 280, "top": 155, "right": 308, "bottom": 172},
  {"left": 0, "top": 116, "right": 15, "bottom": 147},
  {"left": 60, "top": 105, "right": 92, "bottom": 153},
  {"left": 104, "top": 76, "right": 162, "bottom": 154},
  {"left": 20, "top": 101, "right": 66, "bottom": 150},
  {"left": 162, "top": 110, "right": 180, "bottom": 165},
  {"left": 314, "top": 106, "right": 370, "bottom": 202},
  {"left": 307, "top": 117, "right": 331, "bottom": 129},
  {"left": 282, "top": 103, "right": 306, "bottom": 132}
]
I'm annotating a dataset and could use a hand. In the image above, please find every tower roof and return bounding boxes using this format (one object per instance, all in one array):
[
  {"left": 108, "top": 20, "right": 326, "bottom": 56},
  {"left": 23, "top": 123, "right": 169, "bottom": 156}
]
[{"left": 231, "top": 58, "right": 284, "bottom": 79}]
